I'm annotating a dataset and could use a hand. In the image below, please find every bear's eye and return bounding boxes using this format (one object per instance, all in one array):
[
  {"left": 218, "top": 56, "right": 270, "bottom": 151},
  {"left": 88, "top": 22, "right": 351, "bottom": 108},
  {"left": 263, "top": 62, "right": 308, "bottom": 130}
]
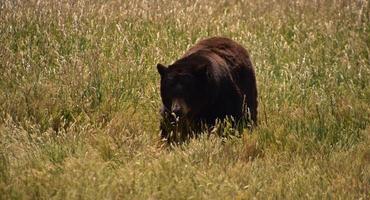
[
  {"left": 164, "top": 76, "right": 175, "bottom": 86},
  {"left": 177, "top": 74, "right": 193, "bottom": 84}
]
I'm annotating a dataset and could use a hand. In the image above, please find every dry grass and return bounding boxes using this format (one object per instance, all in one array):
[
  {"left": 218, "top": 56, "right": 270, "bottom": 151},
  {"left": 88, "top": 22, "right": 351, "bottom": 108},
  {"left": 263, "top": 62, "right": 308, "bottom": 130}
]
[{"left": 0, "top": 0, "right": 369, "bottom": 199}]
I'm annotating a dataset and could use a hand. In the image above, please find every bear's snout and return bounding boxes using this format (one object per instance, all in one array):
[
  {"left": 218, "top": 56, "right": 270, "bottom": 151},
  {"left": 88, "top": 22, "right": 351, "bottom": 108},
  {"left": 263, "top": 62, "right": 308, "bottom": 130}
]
[{"left": 171, "top": 98, "right": 189, "bottom": 117}]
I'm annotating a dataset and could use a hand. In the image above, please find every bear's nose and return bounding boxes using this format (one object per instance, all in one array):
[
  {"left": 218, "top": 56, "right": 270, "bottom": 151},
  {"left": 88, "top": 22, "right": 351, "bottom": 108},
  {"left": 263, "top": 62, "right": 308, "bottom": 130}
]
[
  {"left": 171, "top": 99, "right": 183, "bottom": 117},
  {"left": 171, "top": 98, "right": 189, "bottom": 118},
  {"left": 171, "top": 104, "right": 182, "bottom": 117}
]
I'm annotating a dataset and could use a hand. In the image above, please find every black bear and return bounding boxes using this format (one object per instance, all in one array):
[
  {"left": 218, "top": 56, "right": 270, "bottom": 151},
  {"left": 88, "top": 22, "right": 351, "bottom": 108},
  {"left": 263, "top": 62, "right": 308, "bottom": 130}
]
[{"left": 157, "top": 37, "right": 257, "bottom": 143}]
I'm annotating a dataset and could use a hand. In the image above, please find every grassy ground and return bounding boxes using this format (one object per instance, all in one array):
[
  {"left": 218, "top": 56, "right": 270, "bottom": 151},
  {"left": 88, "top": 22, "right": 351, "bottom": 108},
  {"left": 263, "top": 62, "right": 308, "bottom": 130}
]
[{"left": 0, "top": 0, "right": 369, "bottom": 199}]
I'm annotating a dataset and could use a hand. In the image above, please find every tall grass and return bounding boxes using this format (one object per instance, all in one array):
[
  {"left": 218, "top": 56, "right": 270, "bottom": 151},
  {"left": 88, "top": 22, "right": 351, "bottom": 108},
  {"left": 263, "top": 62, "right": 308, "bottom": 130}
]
[{"left": 0, "top": 0, "right": 369, "bottom": 199}]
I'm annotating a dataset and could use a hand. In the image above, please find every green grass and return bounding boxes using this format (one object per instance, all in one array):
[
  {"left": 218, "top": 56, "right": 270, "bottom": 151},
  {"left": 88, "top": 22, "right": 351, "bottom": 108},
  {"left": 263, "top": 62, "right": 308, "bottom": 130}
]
[{"left": 0, "top": 0, "right": 369, "bottom": 199}]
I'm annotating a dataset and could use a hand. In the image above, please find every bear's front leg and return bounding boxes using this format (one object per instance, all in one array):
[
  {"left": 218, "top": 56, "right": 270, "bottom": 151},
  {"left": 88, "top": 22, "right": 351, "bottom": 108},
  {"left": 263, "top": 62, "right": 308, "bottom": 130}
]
[{"left": 159, "top": 106, "right": 192, "bottom": 144}]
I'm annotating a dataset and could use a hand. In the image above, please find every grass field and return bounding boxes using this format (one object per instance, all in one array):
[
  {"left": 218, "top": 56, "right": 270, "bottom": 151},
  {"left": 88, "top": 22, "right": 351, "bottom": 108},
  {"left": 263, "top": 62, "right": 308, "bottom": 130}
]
[{"left": 0, "top": 0, "right": 369, "bottom": 199}]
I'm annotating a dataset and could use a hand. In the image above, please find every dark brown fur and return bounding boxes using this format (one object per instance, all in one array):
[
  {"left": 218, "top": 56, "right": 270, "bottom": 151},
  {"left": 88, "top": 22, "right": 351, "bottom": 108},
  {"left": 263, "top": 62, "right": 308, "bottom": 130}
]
[{"left": 157, "top": 37, "right": 258, "bottom": 143}]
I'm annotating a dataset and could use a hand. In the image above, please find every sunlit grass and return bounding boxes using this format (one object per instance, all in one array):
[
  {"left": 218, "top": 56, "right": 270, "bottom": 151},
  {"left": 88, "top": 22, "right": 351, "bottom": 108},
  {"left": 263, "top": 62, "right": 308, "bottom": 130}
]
[{"left": 0, "top": 0, "right": 369, "bottom": 199}]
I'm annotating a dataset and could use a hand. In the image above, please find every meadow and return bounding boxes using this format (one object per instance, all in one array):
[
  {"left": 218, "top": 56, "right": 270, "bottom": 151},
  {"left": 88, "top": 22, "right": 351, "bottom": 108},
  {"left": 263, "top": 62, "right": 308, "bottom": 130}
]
[{"left": 0, "top": 0, "right": 369, "bottom": 199}]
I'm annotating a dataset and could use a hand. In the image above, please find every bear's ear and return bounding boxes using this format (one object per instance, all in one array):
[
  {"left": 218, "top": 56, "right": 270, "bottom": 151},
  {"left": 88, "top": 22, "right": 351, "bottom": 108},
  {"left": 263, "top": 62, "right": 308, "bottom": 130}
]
[{"left": 157, "top": 63, "right": 168, "bottom": 76}]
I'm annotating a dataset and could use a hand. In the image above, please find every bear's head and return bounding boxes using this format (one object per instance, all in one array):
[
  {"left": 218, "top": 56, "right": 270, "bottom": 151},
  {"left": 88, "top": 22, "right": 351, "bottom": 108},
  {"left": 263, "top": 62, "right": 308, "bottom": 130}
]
[{"left": 157, "top": 57, "right": 210, "bottom": 119}]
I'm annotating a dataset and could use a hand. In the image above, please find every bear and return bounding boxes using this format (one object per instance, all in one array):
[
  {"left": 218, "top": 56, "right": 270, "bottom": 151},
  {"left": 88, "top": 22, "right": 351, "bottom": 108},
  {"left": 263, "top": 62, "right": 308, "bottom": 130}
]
[{"left": 157, "top": 37, "right": 258, "bottom": 143}]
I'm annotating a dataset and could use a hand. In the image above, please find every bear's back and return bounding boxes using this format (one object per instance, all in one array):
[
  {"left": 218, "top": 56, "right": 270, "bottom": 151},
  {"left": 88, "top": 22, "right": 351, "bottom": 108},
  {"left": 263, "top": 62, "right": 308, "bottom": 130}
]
[
  {"left": 182, "top": 37, "right": 250, "bottom": 64},
  {"left": 181, "top": 37, "right": 257, "bottom": 124}
]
